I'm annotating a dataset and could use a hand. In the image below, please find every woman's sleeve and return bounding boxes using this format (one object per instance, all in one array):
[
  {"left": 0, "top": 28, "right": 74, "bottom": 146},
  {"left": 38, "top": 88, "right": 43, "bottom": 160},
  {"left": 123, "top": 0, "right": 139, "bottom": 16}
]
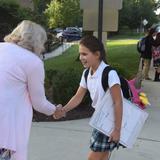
[{"left": 27, "top": 60, "right": 56, "bottom": 115}]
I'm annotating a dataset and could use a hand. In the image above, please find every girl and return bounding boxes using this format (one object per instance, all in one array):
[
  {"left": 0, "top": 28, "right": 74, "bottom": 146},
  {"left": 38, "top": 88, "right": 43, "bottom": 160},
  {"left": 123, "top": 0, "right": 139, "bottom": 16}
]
[{"left": 54, "top": 35, "right": 123, "bottom": 160}]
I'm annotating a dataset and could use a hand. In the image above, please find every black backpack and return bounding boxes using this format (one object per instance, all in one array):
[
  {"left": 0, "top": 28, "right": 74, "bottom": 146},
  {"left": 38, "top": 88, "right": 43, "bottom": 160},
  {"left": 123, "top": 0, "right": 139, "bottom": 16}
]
[
  {"left": 84, "top": 66, "right": 133, "bottom": 100},
  {"left": 137, "top": 37, "right": 146, "bottom": 54}
]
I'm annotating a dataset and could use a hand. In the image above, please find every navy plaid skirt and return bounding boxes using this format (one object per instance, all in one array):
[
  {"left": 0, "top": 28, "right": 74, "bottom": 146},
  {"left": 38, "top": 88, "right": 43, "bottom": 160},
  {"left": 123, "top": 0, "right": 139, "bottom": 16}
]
[
  {"left": 90, "top": 129, "right": 122, "bottom": 152},
  {"left": 0, "top": 149, "right": 12, "bottom": 160}
]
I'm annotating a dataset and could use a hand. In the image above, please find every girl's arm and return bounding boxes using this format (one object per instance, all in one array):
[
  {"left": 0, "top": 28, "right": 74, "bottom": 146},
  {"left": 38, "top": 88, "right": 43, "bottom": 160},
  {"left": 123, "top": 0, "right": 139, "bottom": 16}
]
[
  {"left": 109, "top": 84, "right": 123, "bottom": 142},
  {"left": 54, "top": 86, "right": 87, "bottom": 119},
  {"left": 63, "top": 86, "right": 87, "bottom": 112}
]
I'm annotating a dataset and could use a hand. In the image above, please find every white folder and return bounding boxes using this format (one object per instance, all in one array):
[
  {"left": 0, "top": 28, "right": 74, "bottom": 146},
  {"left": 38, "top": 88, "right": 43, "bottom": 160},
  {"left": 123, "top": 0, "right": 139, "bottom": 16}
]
[{"left": 89, "top": 91, "right": 149, "bottom": 148}]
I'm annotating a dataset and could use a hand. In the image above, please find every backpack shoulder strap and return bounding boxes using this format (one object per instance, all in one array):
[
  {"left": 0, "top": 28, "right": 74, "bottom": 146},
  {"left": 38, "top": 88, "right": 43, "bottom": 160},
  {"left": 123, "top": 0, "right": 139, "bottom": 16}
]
[
  {"left": 102, "top": 66, "right": 133, "bottom": 100},
  {"left": 102, "top": 66, "right": 115, "bottom": 91},
  {"left": 84, "top": 68, "right": 89, "bottom": 84},
  {"left": 84, "top": 66, "right": 116, "bottom": 91}
]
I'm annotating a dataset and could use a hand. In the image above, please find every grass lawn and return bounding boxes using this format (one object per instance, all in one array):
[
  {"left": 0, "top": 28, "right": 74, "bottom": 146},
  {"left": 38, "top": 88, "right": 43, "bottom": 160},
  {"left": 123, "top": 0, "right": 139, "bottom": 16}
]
[
  {"left": 44, "top": 45, "right": 82, "bottom": 72},
  {"left": 107, "top": 39, "right": 140, "bottom": 78},
  {"left": 44, "top": 38, "right": 140, "bottom": 79}
]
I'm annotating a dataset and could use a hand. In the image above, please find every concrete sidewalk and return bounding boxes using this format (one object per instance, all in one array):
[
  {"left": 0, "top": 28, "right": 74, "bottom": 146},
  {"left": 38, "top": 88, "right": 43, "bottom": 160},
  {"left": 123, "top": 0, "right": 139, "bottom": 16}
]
[
  {"left": 28, "top": 68, "right": 160, "bottom": 160},
  {"left": 44, "top": 42, "right": 75, "bottom": 60}
]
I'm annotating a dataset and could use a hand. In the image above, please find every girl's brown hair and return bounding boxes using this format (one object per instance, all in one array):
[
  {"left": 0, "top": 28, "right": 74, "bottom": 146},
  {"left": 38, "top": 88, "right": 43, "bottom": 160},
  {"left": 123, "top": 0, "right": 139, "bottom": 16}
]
[{"left": 79, "top": 35, "right": 107, "bottom": 63}]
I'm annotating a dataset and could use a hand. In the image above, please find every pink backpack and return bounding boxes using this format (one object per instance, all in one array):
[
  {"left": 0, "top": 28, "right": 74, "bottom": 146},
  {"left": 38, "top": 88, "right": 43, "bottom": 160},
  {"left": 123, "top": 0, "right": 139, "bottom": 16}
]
[{"left": 128, "top": 79, "right": 145, "bottom": 109}]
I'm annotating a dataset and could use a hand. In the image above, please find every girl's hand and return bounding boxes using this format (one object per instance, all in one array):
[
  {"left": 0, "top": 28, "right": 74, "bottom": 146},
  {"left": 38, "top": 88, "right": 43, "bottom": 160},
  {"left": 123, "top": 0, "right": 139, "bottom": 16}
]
[
  {"left": 53, "top": 105, "right": 66, "bottom": 119},
  {"left": 108, "top": 129, "right": 120, "bottom": 143}
]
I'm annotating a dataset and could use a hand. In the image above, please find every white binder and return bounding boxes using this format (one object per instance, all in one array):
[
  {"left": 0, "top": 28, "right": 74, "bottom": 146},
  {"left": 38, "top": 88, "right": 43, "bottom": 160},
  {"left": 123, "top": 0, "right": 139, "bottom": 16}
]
[{"left": 89, "top": 91, "right": 149, "bottom": 148}]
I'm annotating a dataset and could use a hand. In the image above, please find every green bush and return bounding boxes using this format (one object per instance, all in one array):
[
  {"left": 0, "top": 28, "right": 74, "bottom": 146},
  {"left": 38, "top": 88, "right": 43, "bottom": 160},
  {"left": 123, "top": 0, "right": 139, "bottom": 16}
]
[{"left": 45, "top": 68, "right": 81, "bottom": 105}]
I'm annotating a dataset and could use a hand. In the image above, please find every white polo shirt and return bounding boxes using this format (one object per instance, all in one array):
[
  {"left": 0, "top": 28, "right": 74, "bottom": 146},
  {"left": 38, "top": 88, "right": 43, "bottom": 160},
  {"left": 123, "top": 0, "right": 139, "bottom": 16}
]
[{"left": 80, "top": 61, "right": 120, "bottom": 109}]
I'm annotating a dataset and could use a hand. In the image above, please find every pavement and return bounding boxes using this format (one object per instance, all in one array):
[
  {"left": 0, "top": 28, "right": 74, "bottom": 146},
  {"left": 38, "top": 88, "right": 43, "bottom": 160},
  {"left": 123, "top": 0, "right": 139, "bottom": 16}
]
[
  {"left": 28, "top": 66, "right": 160, "bottom": 160},
  {"left": 43, "top": 42, "right": 76, "bottom": 60}
]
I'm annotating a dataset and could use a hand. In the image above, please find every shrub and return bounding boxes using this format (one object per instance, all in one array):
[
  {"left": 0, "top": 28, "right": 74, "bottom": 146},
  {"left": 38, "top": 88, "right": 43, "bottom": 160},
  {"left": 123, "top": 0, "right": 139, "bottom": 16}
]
[
  {"left": 45, "top": 67, "right": 92, "bottom": 104},
  {"left": 46, "top": 68, "right": 80, "bottom": 104}
]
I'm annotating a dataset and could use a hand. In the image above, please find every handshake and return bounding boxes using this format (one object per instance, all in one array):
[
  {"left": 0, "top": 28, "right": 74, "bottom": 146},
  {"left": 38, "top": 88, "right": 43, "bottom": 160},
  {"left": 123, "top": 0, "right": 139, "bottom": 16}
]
[{"left": 53, "top": 104, "right": 67, "bottom": 119}]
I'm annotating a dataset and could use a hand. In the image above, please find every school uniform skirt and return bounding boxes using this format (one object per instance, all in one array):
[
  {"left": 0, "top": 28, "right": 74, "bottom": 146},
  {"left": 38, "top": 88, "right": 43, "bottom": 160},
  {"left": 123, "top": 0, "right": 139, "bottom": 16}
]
[
  {"left": 0, "top": 149, "right": 12, "bottom": 160},
  {"left": 90, "top": 129, "right": 123, "bottom": 152}
]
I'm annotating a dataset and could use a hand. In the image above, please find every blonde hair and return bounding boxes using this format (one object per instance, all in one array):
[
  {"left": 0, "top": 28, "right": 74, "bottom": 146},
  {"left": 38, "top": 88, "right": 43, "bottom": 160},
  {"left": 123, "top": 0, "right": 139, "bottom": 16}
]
[{"left": 4, "top": 20, "right": 47, "bottom": 55}]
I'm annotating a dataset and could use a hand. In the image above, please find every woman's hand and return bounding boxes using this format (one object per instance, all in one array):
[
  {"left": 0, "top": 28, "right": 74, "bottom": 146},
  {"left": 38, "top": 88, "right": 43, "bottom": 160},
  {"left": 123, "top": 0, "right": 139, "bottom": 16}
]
[{"left": 53, "top": 105, "right": 66, "bottom": 119}]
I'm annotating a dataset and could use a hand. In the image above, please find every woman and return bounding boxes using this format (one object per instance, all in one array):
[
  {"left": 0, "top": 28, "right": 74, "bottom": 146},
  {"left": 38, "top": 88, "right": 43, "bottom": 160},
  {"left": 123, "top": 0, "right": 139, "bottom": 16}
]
[{"left": 0, "top": 20, "right": 59, "bottom": 160}]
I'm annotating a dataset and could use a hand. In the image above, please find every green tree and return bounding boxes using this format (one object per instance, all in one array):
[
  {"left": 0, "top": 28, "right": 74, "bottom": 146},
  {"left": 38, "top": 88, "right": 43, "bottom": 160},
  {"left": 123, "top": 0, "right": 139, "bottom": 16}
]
[
  {"left": 32, "top": 0, "right": 51, "bottom": 14},
  {"left": 44, "top": 0, "right": 62, "bottom": 28},
  {"left": 156, "top": 0, "right": 160, "bottom": 9},
  {"left": 45, "top": 0, "right": 82, "bottom": 28},
  {"left": 0, "top": 0, "right": 35, "bottom": 41},
  {"left": 119, "top": 0, "right": 159, "bottom": 29},
  {"left": 31, "top": 0, "right": 52, "bottom": 26}
]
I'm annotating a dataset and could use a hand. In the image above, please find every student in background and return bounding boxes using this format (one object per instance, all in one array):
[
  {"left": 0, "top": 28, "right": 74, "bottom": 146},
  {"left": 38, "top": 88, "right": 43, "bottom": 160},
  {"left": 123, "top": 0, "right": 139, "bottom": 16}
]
[
  {"left": 152, "top": 31, "right": 160, "bottom": 81},
  {"left": 141, "top": 28, "right": 156, "bottom": 80}
]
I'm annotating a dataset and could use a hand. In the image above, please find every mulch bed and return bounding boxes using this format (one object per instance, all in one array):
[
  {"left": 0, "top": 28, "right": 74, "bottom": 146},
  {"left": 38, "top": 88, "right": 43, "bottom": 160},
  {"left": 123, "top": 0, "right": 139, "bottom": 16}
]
[{"left": 33, "top": 105, "right": 94, "bottom": 122}]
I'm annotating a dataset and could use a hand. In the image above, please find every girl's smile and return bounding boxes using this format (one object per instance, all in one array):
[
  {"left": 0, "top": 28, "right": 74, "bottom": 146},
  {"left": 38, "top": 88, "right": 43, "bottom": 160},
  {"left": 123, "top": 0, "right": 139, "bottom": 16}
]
[{"left": 79, "top": 44, "right": 101, "bottom": 72}]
